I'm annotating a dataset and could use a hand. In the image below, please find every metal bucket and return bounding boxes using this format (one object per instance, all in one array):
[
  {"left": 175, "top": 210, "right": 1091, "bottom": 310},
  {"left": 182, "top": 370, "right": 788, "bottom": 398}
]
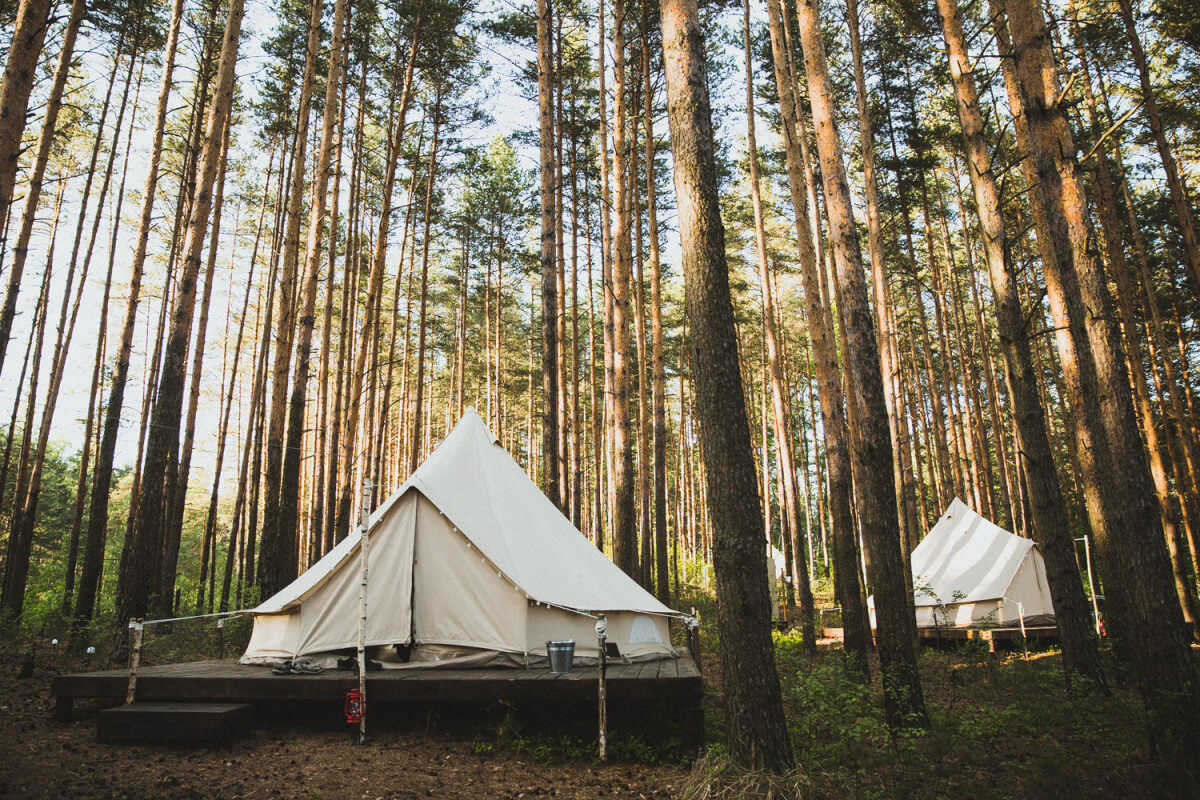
[{"left": 546, "top": 640, "right": 575, "bottom": 674}]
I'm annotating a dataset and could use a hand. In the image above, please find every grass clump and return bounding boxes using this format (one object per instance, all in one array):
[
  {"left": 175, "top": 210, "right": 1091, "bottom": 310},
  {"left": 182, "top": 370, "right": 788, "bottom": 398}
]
[{"left": 679, "top": 750, "right": 812, "bottom": 800}]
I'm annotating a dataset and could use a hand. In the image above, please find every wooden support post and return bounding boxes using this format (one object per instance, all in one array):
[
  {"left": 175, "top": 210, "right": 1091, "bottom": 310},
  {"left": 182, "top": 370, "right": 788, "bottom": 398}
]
[
  {"left": 1017, "top": 601, "right": 1028, "bottom": 660},
  {"left": 53, "top": 695, "right": 74, "bottom": 722},
  {"left": 357, "top": 478, "right": 374, "bottom": 745},
  {"left": 125, "top": 620, "right": 144, "bottom": 705},
  {"left": 681, "top": 699, "right": 704, "bottom": 752},
  {"left": 685, "top": 613, "right": 701, "bottom": 674},
  {"left": 597, "top": 616, "right": 608, "bottom": 762}
]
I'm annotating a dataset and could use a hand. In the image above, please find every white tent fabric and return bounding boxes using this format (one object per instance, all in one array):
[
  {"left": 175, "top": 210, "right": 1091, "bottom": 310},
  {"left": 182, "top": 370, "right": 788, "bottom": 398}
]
[
  {"left": 242, "top": 409, "right": 681, "bottom": 668},
  {"left": 768, "top": 545, "right": 787, "bottom": 582},
  {"left": 869, "top": 498, "right": 1056, "bottom": 629}
]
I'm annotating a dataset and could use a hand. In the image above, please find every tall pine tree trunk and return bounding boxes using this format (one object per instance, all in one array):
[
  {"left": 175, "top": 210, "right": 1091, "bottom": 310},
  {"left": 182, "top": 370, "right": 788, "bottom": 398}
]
[
  {"left": 936, "top": 0, "right": 1106, "bottom": 687},
  {"left": 794, "top": 0, "right": 929, "bottom": 728},
  {"left": 117, "top": 0, "right": 245, "bottom": 641},
  {"left": 764, "top": 0, "right": 870, "bottom": 671},
  {"left": 75, "top": 0, "right": 187, "bottom": 629},
  {"left": 743, "top": 0, "right": 815, "bottom": 652},
  {"left": 660, "top": 0, "right": 793, "bottom": 770},
  {"left": 1001, "top": 0, "right": 1200, "bottom": 770},
  {"left": 538, "top": 0, "right": 561, "bottom": 508}
]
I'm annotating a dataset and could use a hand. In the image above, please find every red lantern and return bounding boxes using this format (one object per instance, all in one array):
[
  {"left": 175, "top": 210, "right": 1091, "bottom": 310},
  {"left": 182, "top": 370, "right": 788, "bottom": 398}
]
[{"left": 344, "top": 688, "right": 363, "bottom": 723}]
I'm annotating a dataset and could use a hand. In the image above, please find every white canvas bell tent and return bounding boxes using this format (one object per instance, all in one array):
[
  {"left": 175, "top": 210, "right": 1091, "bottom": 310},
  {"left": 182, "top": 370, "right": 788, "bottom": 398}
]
[
  {"left": 241, "top": 408, "right": 681, "bottom": 669},
  {"left": 868, "top": 498, "right": 1056, "bottom": 629}
]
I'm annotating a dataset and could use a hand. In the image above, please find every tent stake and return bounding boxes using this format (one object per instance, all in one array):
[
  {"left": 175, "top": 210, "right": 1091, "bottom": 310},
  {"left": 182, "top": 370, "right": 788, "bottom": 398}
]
[
  {"left": 596, "top": 616, "right": 607, "bottom": 762},
  {"left": 358, "top": 478, "right": 375, "bottom": 745}
]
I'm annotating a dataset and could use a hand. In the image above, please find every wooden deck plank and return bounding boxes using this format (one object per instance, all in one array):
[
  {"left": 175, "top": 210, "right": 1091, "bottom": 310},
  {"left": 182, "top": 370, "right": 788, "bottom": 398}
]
[{"left": 53, "top": 654, "right": 703, "bottom": 712}]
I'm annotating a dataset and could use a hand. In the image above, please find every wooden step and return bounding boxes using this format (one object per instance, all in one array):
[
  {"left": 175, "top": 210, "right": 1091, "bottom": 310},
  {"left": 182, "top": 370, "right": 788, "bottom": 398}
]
[{"left": 97, "top": 702, "right": 253, "bottom": 744}]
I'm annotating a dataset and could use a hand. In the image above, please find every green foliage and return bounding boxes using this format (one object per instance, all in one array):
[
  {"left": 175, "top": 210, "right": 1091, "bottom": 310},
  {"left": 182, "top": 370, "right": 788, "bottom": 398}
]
[{"left": 786, "top": 658, "right": 889, "bottom": 778}]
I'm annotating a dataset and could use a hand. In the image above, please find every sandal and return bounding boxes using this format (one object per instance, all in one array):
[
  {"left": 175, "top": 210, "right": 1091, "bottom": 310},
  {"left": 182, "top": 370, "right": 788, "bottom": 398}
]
[
  {"left": 271, "top": 660, "right": 293, "bottom": 675},
  {"left": 291, "top": 659, "right": 325, "bottom": 675}
]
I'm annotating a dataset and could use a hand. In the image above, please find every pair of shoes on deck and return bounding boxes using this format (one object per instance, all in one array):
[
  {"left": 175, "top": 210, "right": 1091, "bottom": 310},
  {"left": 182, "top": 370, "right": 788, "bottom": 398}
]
[
  {"left": 336, "top": 656, "right": 384, "bottom": 673},
  {"left": 271, "top": 659, "right": 324, "bottom": 675}
]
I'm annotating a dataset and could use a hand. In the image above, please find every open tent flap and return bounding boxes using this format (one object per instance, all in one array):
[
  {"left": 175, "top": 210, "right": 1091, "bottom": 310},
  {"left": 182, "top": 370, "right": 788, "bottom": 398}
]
[{"left": 411, "top": 493, "right": 528, "bottom": 653}]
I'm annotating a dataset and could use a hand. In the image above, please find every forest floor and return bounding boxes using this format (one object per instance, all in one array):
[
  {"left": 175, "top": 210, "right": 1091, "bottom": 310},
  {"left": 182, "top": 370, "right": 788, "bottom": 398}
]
[{"left": 0, "top": 599, "right": 1195, "bottom": 799}]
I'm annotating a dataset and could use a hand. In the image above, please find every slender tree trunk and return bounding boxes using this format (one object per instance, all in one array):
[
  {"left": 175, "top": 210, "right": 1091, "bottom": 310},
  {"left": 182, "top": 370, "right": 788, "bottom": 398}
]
[
  {"left": 611, "top": 0, "right": 636, "bottom": 578},
  {"left": 538, "top": 0, "right": 561, "bottom": 508},
  {"left": 793, "top": 0, "right": 928, "bottom": 728},
  {"left": 2, "top": 50, "right": 139, "bottom": 616},
  {"left": 160, "top": 116, "right": 232, "bottom": 612},
  {"left": 411, "top": 100, "right": 443, "bottom": 472},
  {"left": 844, "top": 0, "right": 918, "bottom": 553},
  {"left": 1111, "top": 0, "right": 1200, "bottom": 291},
  {"left": 335, "top": 24, "right": 420, "bottom": 540},
  {"left": 0, "top": 188, "right": 58, "bottom": 604},
  {"left": 0, "top": 0, "right": 53, "bottom": 282},
  {"left": 641, "top": 9, "right": 669, "bottom": 604},
  {"left": 743, "top": 0, "right": 815, "bottom": 652},
  {"left": 279, "top": 0, "right": 348, "bottom": 577},
  {"left": 0, "top": 0, "right": 87, "bottom": 374},
  {"left": 936, "top": 0, "right": 1106, "bottom": 687},
  {"left": 765, "top": 0, "right": 870, "bottom": 671},
  {"left": 660, "top": 0, "right": 793, "bottom": 770},
  {"left": 1001, "top": 0, "right": 1200, "bottom": 769},
  {"left": 117, "top": 0, "right": 245, "bottom": 641},
  {"left": 258, "top": 0, "right": 327, "bottom": 597},
  {"left": 199, "top": 167, "right": 269, "bottom": 609},
  {"left": 74, "top": 0, "right": 187, "bottom": 629}
]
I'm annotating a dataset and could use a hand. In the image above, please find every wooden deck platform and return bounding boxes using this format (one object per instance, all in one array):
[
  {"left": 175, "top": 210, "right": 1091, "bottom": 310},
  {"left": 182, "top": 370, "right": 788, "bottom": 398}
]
[
  {"left": 819, "top": 625, "right": 1060, "bottom": 650},
  {"left": 53, "top": 656, "right": 704, "bottom": 746},
  {"left": 917, "top": 625, "right": 1060, "bottom": 650}
]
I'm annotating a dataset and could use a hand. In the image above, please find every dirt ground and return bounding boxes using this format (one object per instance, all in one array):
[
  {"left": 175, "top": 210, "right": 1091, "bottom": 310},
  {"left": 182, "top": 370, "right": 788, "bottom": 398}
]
[{"left": 0, "top": 652, "right": 689, "bottom": 800}]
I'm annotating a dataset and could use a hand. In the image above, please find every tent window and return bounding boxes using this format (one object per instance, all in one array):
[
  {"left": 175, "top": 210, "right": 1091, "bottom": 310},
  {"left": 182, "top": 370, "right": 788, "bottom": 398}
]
[{"left": 628, "top": 615, "right": 662, "bottom": 644}]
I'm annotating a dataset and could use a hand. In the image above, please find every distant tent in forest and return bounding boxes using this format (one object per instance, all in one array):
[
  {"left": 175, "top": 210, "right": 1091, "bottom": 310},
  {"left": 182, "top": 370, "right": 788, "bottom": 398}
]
[
  {"left": 869, "top": 498, "right": 1056, "bottom": 630},
  {"left": 241, "top": 409, "right": 682, "bottom": 668}
]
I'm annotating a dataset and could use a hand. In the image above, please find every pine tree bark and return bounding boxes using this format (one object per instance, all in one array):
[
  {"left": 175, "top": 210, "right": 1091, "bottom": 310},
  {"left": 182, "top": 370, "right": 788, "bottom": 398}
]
[
  {"left": 660, "top": 0, "right": 793, "bottom": 770},
  {"left": 334, "top": 25, "right": 420, "bottom": 541},
  {"left": 844, "top": 0, "right": 919, "bottom": 554},
  {"left": 159, "top": 116, "right": 232, "bottom": 612},
  {"left": 199, "top": 169, "right": 268, "bottom": 610},
  {"left": 258, "top": 0, "right": 326, "bottom": 597},
  {"left": 1112, "top": 0, "right": 1200, "bottom": 291},
  {"left": 1000, "top": 0, "right": 1200, "bottom": 769},
  {"left": 411, "top": 101, "right": 443, "bottom": 471},
  {"left": 0, "top": 0, "right": 53, "bottom": 295},
  {"left": 765, "top": 0, "right": 870, "bottom": 671},
  {"left": 936, "top": 0, "right": 1106, "bottom": 687},
  {"left": 74, "top": 0, "right": 187, "bottom": 629},
  {"left": 538, "top": 0, "right": 561, "bottom": 509},
  {"left": 279, "top": 0, "right": 348, "bottom": 577},
  {"left": 117, "top": 0, "right": 245, "bottom": 639},
  {"left": 743, "top": 0, "right": 815, "bottom": 652},
  {"left": 0, "top": 0, "right": 87, "bottom": 377},
  {"left": 793, "top": 0, "right": 928, "bottom": 727},
  {"left": 2, "top": 49, "right": 139, "bottom": 616},
  {"left": 610, "top": 0, "right": 636, "bottom": 578},
  {"left": 641, "top": 6, "right": 669, "bottom": 604}
]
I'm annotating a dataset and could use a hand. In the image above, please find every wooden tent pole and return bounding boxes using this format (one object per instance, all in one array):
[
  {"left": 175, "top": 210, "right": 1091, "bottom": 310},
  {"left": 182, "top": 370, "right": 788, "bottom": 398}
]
[
  {"left": 357, "top": 478, "right": 375, "bottom": 744},
  {"left": 125, "top": 619, "right": 143, "bottom": 704},
  {"left": 596, "top": 615, "right": 607, "bottom": 761}
]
